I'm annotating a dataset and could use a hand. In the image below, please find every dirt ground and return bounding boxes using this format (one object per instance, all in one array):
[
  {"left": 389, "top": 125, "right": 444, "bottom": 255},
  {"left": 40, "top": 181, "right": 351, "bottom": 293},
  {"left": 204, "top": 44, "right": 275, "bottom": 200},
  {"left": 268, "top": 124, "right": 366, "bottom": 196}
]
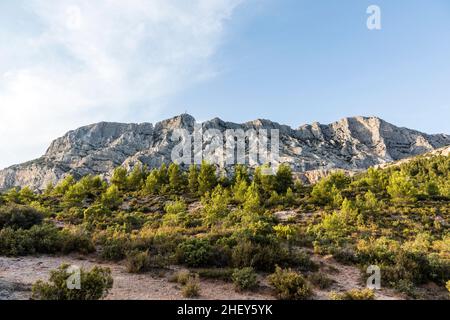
[
  {"left": 0, "top": 255, "right": 271, "bottom": 300},
  {"left": 0, "top": 253, "right": 411, "bottom": 300}
]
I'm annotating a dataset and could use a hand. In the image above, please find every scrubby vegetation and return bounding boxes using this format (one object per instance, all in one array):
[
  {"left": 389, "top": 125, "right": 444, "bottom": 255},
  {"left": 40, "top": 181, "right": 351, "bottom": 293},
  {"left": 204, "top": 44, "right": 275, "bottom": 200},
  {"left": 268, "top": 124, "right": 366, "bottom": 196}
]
[
  {"left": 231, "top": 267, "right": 259, "bottom": 291},
  {"left": 1, "top": 154, "right": 449, "bottom": 299},
  {"left": 125, "top": 250, "right": 151, "bottom": 273},
  {"left": 307, "top": 272, "right": 335, "bottom": 289},
  {"left": 268, "top": 266, "right": 312, "bottom": 300},
  {"left": 170, "top": 271, "right": 201, "bottom": 298}
]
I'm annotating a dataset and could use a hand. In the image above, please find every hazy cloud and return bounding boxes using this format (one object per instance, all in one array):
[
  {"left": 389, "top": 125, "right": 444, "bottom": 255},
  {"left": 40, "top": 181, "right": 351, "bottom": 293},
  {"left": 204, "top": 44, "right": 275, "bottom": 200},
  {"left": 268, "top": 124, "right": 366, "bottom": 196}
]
[{"left": 0, "top": 0, "right": 243, "bottom": 169}]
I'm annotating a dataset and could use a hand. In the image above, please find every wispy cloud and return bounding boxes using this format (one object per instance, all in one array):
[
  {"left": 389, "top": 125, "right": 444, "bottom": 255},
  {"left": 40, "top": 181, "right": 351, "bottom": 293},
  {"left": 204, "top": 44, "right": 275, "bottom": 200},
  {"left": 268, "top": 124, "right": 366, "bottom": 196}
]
[{"left": 0, "top": 0, "right": 243, "bottom": 169}]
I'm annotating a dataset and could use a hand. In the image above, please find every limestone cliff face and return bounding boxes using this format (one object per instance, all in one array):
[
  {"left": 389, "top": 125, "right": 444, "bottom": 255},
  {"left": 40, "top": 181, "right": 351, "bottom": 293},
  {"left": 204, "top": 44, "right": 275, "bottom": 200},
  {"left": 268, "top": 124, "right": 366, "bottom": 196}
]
[{"left": 1, "top": 114, "right": 449, "bottom": 190}]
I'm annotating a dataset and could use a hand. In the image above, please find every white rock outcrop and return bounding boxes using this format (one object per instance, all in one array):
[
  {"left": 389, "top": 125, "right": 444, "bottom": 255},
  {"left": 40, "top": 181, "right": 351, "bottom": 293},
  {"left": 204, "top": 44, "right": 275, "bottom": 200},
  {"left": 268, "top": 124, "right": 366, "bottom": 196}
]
[{"left": 1, "top": 114, "right": 449, "bottom": 190}]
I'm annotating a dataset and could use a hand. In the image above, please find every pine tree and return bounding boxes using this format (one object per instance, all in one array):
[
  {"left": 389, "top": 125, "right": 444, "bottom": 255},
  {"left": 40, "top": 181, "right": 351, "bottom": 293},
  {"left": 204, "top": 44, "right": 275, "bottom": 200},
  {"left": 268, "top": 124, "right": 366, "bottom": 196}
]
[
  {"left": 268, "top": 190, "right": 282, "bottom": 206},
  {"left": 387, "top": 171, "right": 417, "bottom": 203},
  {"left": 53, "top": 175, "right": 75, "bottom": 196},
  {"left": 232, "top": 179, "right": 248, "bottom": 204},
  {"left": 111, "top": 167, "right": 128, "bottom": 190},
  {"left": 4, "top": 188, "right": 21, "bottom": 204},
  {"left": 258, "top": 164, "right": 276, "bottom": 196},
  {"left": 126, "top": 164, "right": 146, "bottom": 191},
  {"left": 233, "top": 164, "right": 249, "bottom": 184},
  {"left": 285, "top": 187, "right": 295, "bottom": 206},
  {"left": 331, "top": 185, "right": 343, "bottom": 208},
  {"left": 157, "top": 163, "right": 169, "bottom": 186},
  {"left": 198, "top": 161, "right": 217, "bottom": 195},
  {"left": 101, "top": 185, "right": 122, "bottom": 210},
  {"left": 144, "top": 170, "right": 159, "bottom": 194},
  {"left": 425, "top": 181, "right": 440, "bottom": 197},
  {"left": 78, "top": 175, "right": 105, "bottom": 198},
  {"left": 365, "top": 167, "right": 387, "bottom": 193},
  {"left": 243, "top": 182, "right": 262, "bottom": 214},
  {"left": 275, "top": 164, "right": 293, "bottom": 194},
  {"left": 202, "top": 185, "right": 230, "bottom": 227},
  {"left": 18, "top": 187, "right": 36, "bottom": 204},
  {"left": 363, "top": 190, "right": 378, "bottom": 211},
  {"left": 162, "top": 199, "right": 188, "bottom": 227},
  {"left": 294, "top": 180, "right": 304, "bottom": 193},
  {"left": 43, "top": 182, "right": 55, "bottom": 197},
  {"left": 62, "top": 183, "right": 86, "bottom": 208}
]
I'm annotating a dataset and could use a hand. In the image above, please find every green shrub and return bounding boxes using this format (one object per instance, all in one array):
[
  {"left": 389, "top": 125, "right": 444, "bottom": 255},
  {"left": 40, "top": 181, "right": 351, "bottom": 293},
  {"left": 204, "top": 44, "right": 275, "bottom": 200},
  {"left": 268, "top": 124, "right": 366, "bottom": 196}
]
[
  {"left": 197, "top": 161, "right": 217, "bottom": 195},
  {"left": 60, "top": 227, "right": 95, "bottom": 254},
  {"left": 232, "top": 267, "right": 259, "bottom": 291},
  {"left": 28, "top": 223, "right": 64, "bottom": 253},
  {"left": 0, "top": 205, "right": 43, "bottom": 230},
  {"left": 100, "top": 185, "right": 123, "bottom": 210},
  {"left": 332, "top": 247, "right": 359, "bottom": 265},
  {"left": 83, "top": 204, "right": 112, "bottom": 230},
  {"left": 307, "top": 272, "right": 334, "bottom": 289},
  {"left": 149, "top": 252, "right": 171, "bottom": 269},
  {"left": 0, "top": 227, "right": 34, "bottom": 256},
  {"left": 268, "top": 266, "right": 312, "bottom": 300},
  {"left": 310, "top": 172, "right": 350, "bottom": 206},
  {"left": 330, "top": 288, "right": 375, "bottom": 300},
  {"left": 363, "top": 249, "right": 444, "bottom": 288},
  {"left": 427, "top": 253, "right": 450, "bottom": 285},
  {"left": 32, "top": 264, "right": 113, "bottom": 300},
  {"left": 162, "top": 199, "right": 189, "bottom": 227},
  {"left": 125, "top": 250, "right": 151, "bottom": 273},
  {"left": 177, "top": 238, "right": 212, "bottom": 267},
  {"left": 231, "top": 239, "right": 309, "bottom": 272},
  {"left": 100, "top": 238, "right": 129, "bottom": 261},
  {"left": 393, "top": 279, "right": 418, "bottom": 298},
  {"left": 201, "top": 185, "right": 230, "bottom": 227},
  {"left": 209, "top": 243, "right": 232, "bottom": 267},
  {"left": 57, "top": 207, "right": 84, "bottom": 224},
  {"left": 287, "top": 250, "right": 319, "bottom": 272},
  {"left": 231, "top": 240, "right": 254, "bottom": 268},
  {"left": 181, "top": 274, "right": 201, "bottom": 298},
  {"left": 387, "top": 171, "right": 417, "bottom": 203},
  {"left": 275, "top": 164, "right": 294, "bottom": 194}
]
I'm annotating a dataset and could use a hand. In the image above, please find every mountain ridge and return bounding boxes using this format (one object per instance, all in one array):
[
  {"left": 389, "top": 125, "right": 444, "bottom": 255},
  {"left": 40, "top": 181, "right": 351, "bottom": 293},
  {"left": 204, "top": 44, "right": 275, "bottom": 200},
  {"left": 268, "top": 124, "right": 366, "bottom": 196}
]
[{"left": 1, "top": 114, "right": 449, "bottom": 190}]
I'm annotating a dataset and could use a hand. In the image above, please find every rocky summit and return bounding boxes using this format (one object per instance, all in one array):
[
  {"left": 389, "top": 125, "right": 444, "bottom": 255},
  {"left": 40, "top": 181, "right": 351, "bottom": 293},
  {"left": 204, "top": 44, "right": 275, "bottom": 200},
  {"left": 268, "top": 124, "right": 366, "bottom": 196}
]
[{"left": 1, "top": 114, "right": 449, "bottom": 190}]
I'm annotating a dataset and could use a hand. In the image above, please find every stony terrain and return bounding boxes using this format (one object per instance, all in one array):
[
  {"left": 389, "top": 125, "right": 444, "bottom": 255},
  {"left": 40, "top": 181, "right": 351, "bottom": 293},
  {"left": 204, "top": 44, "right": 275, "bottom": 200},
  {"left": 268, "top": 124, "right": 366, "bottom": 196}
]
[
  {"left": 0, "top": 254, "right": 405, "bottom": 300},
  {"left": 1, "top": 114, "right": 449, "bottom": 190}
]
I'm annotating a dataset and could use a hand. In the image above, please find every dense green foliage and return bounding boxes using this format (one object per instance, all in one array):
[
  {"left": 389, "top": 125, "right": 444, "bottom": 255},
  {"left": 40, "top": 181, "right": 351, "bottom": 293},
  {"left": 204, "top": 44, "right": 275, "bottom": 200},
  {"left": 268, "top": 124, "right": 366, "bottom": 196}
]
[
  {"left": 0, "top": 204, "right": 43, "bottom": 229},
  {"left": 31, "top": 264, "right": 113, "bottom": 300},
  {"left": 1, "top": 154, "right": 449, "bottom": 299},
  {"left": 231, "top": 267, "right": 259, "bottom": 291},
  {"left": 268, "top": 266, "right": 312, "bottom": 300}
]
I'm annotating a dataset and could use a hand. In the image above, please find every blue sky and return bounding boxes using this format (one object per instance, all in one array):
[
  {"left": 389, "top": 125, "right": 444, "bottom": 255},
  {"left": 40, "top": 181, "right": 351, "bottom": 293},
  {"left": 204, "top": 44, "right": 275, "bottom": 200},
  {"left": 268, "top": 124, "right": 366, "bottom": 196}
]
[
  {"left": 0, "top": 0, "right": 449, "bottom": 168},
  {"left": 169, "top": 0, "right": 450, "bottom": 131}
]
